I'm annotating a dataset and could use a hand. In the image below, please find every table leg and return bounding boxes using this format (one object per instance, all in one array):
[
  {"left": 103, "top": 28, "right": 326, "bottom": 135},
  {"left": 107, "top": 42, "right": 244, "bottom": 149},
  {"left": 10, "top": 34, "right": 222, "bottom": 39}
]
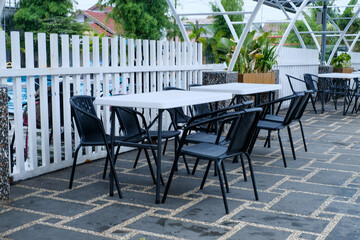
[
  {"left": 156, "top": 109, "right": 163, "bottom": 204},
  {"left": 110, "top": 109, "right": 115, "bottom": 196}
]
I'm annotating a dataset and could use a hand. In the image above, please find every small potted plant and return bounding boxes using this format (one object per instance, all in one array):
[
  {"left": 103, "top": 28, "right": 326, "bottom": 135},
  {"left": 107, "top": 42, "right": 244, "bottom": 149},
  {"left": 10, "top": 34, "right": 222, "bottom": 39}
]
[{"left": 331, "top": 52, "right": 353, "bottom": 73}]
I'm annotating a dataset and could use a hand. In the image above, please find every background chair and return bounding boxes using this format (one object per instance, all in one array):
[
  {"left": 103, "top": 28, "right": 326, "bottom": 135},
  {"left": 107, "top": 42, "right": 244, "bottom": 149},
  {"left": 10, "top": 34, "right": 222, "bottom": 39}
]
[
  {"left": 254, "top": 94, "right": 302, "bottom": 168},
  {"left": 162, "top": 108, "right": 262, "bottom": 214},
  {"left": 70, "top": 95, "right": 122, "bottom": 198}
]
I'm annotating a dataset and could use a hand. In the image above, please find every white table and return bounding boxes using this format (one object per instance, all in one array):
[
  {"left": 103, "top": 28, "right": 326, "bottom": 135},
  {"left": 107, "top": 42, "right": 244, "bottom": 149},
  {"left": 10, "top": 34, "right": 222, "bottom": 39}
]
[
  {"left": 190, "top": 83, "right": 282, "bottom": 107},
  {"left": 317, "top": 73, "right": 360, "bottom": 115},
  {"left": 94, "top": 90, "right": 232, "bottom": 203},
  {"left": 189, "top": 83, "right": 282, "bottom": 95}
]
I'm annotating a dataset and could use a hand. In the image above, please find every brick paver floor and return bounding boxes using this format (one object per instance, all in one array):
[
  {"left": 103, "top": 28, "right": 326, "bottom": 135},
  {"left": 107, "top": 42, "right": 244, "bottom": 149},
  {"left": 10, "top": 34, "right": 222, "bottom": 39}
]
[{"left": 2, "top": 103, "right": 360, "bottom": 239}]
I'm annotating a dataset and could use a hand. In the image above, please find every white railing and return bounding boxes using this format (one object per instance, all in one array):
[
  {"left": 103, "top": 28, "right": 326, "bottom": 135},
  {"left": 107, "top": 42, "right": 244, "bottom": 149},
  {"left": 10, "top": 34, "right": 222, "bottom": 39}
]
[
  {"left": 0, "top": 31, "right": 321, "bottom": 181},
  {"left": 0, "top": 31, "right": 226, "bottom": 181},
  {"left": 349, "top": 52, "right": 360, "bottom": 70},
  {"left": 275, "top": 47, "right": 320, "bottom": 104}
]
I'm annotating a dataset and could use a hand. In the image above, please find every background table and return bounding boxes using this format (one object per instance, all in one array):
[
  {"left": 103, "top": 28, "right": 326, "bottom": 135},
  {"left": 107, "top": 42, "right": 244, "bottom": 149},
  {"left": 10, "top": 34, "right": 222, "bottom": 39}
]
[{"left": 94, "top": 90, "right": 232, "bottom": 203}]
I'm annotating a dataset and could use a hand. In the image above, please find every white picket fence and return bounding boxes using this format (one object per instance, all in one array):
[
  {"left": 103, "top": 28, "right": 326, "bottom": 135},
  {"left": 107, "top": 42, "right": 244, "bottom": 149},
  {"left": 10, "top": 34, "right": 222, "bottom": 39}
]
[
  {"left": 275, "top": 47, "right": 320, "bottom": 103},
  {"left": 0, "top": 31, "right": 228, "bottom": 181},
  {"left": 0, "top": 31, "right": 322, "bottom": 181}
]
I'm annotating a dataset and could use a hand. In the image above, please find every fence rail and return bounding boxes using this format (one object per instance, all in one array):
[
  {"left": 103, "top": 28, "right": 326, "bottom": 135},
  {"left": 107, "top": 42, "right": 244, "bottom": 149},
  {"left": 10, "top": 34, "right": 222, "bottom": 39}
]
[
  {"left": 0, "top": 31, "right": 227, "bottom": 181},
  {"left": 0, "top": 31, "right": 321, "bottom": 181}
]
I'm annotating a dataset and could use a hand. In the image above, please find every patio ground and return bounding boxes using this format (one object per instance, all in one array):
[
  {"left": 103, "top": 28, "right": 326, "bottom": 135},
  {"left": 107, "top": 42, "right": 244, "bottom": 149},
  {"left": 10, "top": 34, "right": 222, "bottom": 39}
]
[{"left": 2, "top": 102, "right": 360, "bottom": 240}]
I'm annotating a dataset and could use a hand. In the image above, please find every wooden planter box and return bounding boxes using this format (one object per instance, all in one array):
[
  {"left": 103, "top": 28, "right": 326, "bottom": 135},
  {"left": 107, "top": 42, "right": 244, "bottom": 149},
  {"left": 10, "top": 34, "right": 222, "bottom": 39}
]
[
  {"left": 238, "top": 71, "right": 275, "bottom": 84},
  {"left": 333, "top": 67, "right": 354, "bottom": 73}
]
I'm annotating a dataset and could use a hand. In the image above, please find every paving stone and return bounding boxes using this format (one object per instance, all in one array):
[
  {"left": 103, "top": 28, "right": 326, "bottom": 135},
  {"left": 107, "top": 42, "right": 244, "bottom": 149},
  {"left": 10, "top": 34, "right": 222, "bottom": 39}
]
[
  {"left": 7, "top": 196, "right": 94, "bottom": 217},
  {"left": 298, "top": 233, "right": 319, "bottom": 240},
  {"left": 126, "top": 216, "right": 227, "bottom": 239},
  {"left": 43, "top": 218, "right": 62, "bottom": 224},
  {"left": 6, "top": 224, "right": 112, "bottom": 240},
  {"left": 326, "top": 216, "right": 360, "bottom": 239},
  {"left": 107, "top": 189, "right": 191, "bottom": 210},
  {"left": 19, "top": 176, "right": 75, "bottom": 191},
  {"left": 55, "top": 181, "right": 109, "bottom": 202},
  {"left": 201, "top": 185, "right": 279, "bottom": 203},
  {"left": 332, "top": 154, "right": 360, "bottom": 165},
  {"left": 270, "top": 192, "right": 329, "bottom": 215},
  {"left": 44, "top": 163, "right": 103, "bottom": 180},
  {"left": 309, "top": 162, "right": 360, "bottom": 172},
  {"left": 232, "top": 209, "right": 329, "bottom": 233},
  {"left": 253, "top": 165, "right": 310, "bottom": 177},
  {"left": 317, "top": 213, "right": 336, "bottom": 219},
  {"left": 324, "top": 201, "right": 360, "bottom": 216},
  {"left": 278, "top": 181, "right": 357, "bottom": 197},
  {"left": 307, "top": 170, "right": 353, "bottom": 186},
  {"left": 8, "top": 185, "right": 35, "bottom": 199},
  {"left": 174, "top": 196, "right": 244, "bottom": 222},
  {"left": 65, "top": 203, "right": 148, "bottom": 232},
  {"left": 228, "top": 225, "right": 291, "bottom": 240},
  {"left": 128, "top": 234, "right": 169, "bottom": 240},
  {"left": 0, "top": 209, "right": 43, "bottom": 233}
]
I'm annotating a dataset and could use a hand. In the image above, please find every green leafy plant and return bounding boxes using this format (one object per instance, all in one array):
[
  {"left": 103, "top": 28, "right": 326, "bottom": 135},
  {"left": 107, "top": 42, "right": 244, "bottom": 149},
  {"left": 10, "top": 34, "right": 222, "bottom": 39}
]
[
  {"left": 238, "top": 31, "right": 278, "bottom": 74},
  {"left": 188, "top": 22, "right": 207, "bottom": 44},
  {"left": 331, "top": 52, "right": 352, "bottom": 68}
]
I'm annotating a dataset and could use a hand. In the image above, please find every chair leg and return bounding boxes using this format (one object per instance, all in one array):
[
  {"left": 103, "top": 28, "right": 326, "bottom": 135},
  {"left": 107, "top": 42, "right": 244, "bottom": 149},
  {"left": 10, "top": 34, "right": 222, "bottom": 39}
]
[
  {"left": 162, "top": 149, "right": 181, "bottom": 203},
  {"left": 133, "top": 149, "right": 142, "bottom": 168},
  {"left": 192, "top": 158, "right": 200, "bottom": 175},
  {"left": 320, "top": 92, "right": 325, "bottom": 113},
  {"left": 200, "top": 161, "right": 212, "bottom": 190},
  {"left": 162, "top": 138, "right": 168, "bottom": 155},
  {"left": 216, "top": 160, "right": 229, "bottom": 214},
  {"left": 287, "top": 126, "right": 296, "bottom": 160},
  {"left": 103, "top": 145, "right": 121, "bottom": 179},
  {"left": 310, "top": 95, "right": 317, "bottom": 114},
  {"left": 245, "top": 152, "right": 259, "bottom": 201},
  {"left": 240, "top": 154, "right": 247, "bottom": 182},
  {"left": 278, "top": 130, "right": 287, "bottom": 168},
  {"left": 221, "top": 160, "right": 229, "bottom": 193},
  {"left": 183, "top": 155, "right": 190, "bottom": 174},
  {"left": 144, "top": 149, "right": 156, "bottom": 184},
  {"left": 69, "top": 145, "right": 81, "bottom": 189},
  {"left": 298, "top": 120, "right": 307, "bottom": 152},
  {"left": 151, "top": 149, "right": 165, "bottom": 185}
]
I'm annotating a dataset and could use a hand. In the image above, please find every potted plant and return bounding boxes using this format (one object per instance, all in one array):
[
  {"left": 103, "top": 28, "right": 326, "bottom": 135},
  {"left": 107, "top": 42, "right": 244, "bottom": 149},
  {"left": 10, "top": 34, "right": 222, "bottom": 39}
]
[
  {"left": 331, "top": 52, "right": 353, "bottom": 73},
  {"left": 237, "top": 31, "right": 278, "bottom": 84}
]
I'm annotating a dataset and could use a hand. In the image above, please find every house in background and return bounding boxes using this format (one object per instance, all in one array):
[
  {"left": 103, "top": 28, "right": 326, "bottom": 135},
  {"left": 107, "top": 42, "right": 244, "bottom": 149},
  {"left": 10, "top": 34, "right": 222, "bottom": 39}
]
[{"left": 75, "top": 4, "right": 122, "bottom": 36}]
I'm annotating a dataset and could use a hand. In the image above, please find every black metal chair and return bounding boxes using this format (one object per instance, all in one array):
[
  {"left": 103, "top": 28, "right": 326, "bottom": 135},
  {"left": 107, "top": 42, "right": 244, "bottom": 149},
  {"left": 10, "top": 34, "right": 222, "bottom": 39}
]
[
  {"left": 183, "top": 101, "right": 254, "bottom": 175},
  {"left": 254, "top": 94, "right": 302, "bottom": 168},
  {"left": 287, "top": 74, "right": 317, "bottom": 114},
  {"left": 69, "top": 95, "right": 122, "bottom": 198},
  {"left": 162, "top": 108, "right": 262, "bottom": 214},
  {"left": 264, "top": 91, "right": 312, "bottom": 152},
  {"left": 103, "top": 106, "right": 189, "bottom": 177},
  {"left": 188, "top": 84, "right": 213, "bottom": 117}
]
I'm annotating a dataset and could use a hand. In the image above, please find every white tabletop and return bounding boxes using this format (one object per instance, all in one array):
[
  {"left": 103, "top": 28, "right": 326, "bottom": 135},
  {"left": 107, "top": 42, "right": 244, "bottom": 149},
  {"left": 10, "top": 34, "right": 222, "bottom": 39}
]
[
  {"left": 94, "top": 90, "right": 232, "bottom": 109},
  {"left": 317, "top": 72, "right": 360, "bottom": 79},
  {"left": 189, "top": 83, "right": 282, "bottom": 95}
]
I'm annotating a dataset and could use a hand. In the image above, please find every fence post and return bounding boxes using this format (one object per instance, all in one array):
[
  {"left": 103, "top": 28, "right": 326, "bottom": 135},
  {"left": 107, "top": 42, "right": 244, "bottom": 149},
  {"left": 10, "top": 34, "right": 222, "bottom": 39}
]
[{"left": 0, "top": 87, "right": 9, "bottom": 201}]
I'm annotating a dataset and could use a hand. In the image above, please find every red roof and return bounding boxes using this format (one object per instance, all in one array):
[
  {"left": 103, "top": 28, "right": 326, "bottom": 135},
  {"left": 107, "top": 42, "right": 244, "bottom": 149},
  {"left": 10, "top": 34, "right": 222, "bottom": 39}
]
[
  {"left": 83, "top": 10, "right": 116, "bottom": 34},
  {"left": 88, "top": 23, "right": 112, "bottom": 36}
]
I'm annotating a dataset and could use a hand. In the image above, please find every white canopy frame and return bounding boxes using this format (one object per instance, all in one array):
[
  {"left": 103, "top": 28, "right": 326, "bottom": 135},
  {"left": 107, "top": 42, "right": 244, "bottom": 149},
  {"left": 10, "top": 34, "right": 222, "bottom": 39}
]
[{"left": 166, "top": 0, "right": 360, "bottom": 70}]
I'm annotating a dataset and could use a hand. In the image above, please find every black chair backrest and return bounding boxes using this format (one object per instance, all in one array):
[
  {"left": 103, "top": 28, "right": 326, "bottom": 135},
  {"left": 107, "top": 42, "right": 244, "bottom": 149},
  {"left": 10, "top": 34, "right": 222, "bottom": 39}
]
[
  {"left": 163, "top": 87, "right": 189, "bottom": 123},
  {"left": 293, "top": 91, "right": 312, "bottom": 120},
  {"left": 189, "top": 84, "right": 212, "bottom": 116},
  {"left": 286, "top": 75, "right": 298, "bottom": 94},
  {"left": 303, "top": 74, "right": 318, "bottom": 91},
  {"left": 113, "top": 107, "right": 144, "bottom": 137},
  {"left": 226, "top": 108, "right": 262, "bottom": 155},
  {"left": 283, "top": 94, "right": 303, "bottom": 125},
  {"left": 70, "top": 95, "right": 104, "bottom": 142}
]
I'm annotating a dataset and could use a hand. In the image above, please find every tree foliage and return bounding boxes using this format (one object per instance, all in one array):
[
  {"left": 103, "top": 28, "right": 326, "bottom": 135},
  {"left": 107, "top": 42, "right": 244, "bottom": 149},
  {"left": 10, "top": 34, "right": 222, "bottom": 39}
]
[
  {"left": 210, "top": 0, "right": 244, "bottom": 39},
  {"left": 14, "top": 0, "right": 88, "bottom": 35},
  {"left": 98, "top": 0, "right": 171, "bottom": 40}
]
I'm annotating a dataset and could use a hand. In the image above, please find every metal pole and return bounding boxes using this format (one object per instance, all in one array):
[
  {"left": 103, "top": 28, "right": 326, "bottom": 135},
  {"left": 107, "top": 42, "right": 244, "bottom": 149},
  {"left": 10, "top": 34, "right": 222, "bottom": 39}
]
[
  {"left": 215, "top": 0, "right": 239, "bottom": 42},
  {"left": 228, "top": 0, "right": 265, "bottom": 72},
  {"left": 320, "top": 1, "right": 327, "bottom": 66},
  {"left": 166, "top": 0, "right": 190, "bottom": 43},
  {"left": 275, "top": 0, "right": 310, "bottom": 56}
]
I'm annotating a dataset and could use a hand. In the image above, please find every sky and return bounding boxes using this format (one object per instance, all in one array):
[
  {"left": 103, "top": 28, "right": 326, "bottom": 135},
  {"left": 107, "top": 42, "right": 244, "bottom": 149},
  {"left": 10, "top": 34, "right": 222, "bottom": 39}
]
[{"left": 74, "top": 0, "right": 353, "bottom": 22}]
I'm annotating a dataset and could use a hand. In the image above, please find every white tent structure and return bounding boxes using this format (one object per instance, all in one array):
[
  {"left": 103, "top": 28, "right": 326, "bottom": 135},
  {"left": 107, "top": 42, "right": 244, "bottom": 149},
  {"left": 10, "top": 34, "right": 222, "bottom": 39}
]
[{"left": 166, "top": 0, "right": 360, "bottom": 70}]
